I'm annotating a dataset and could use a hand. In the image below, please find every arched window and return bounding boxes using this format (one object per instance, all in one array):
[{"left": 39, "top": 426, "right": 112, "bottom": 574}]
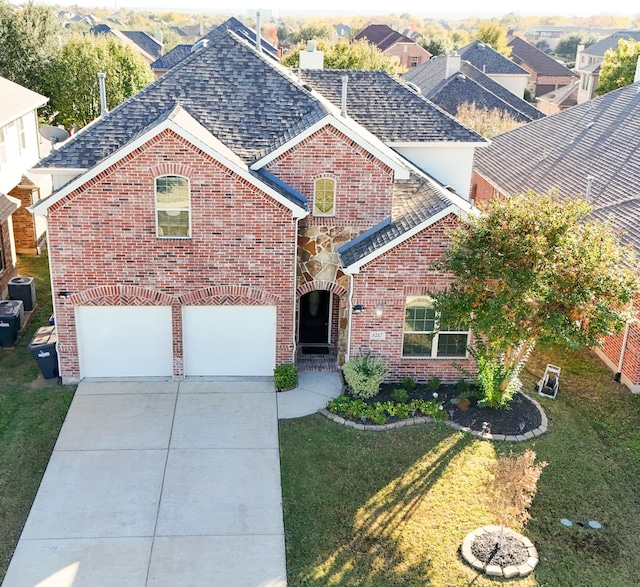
[
  {"left": 313, "top": 177, "right": 336, "bottom": 217},
  {"left": 155, "top": 175, "right": 190, "bottom": 237}
]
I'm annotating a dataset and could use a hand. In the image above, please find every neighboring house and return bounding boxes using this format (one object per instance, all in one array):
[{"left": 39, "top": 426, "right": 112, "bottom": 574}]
[
  {"left": 171, "top": 22, "right": 212, "bottom": 43},
  {"left": 91, "top": 24, "right": 163, "bottom": 63},
  {"left": 30, "top": 30, "right": 487, "bottom": 383},
  {"left": 536, "top": 80, "right": 579, "bottom": 115},
  {"left": 333, "top": 23, "right": 351, "bottom": 39},
  {"left": 508, "top": 36, "right": 578, "bottom": 98},
  {"left": 472, "top": 82, "right": 640, "bottom": 393},
  {"left": 457, "top": 40, "right": 530, "bottom": 98},
  {"left": 576, "top": 31, "right": 640, "bottom": 104},
  {"left": 0, "top": 77, "right": 50, "bottom": 295},
  {"left": 354, "top": 24, "right": 431, "bottom": 69},
  {"left": 405, "top": 53, "right": 544, "bottom": 124},
  {"left": 151, "top": 17, "right": 278, "bottom": 77}
]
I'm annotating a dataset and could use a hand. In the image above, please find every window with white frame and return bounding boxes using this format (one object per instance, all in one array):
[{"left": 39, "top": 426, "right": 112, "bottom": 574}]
[
  {"left": 17, "top": 117, "right": 26, "bottom": 152},
  {"left": 313, "top": 177, "right": 336, "bottom": 216},
  {"left": 0, "top": 126, "right": 6, "bottom": 166},
  {"left": 402, "top": 295, "right": 469, "bottom": 358},
  {"left": 155, "top": 175, "right": 190, "bottom": 237}
]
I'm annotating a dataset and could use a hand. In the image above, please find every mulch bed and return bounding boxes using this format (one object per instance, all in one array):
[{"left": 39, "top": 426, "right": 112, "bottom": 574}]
[
  {"left": 471, "top": 530, "right": 529, "bottom": 567},
  {"left": 359, "top": 383, "right": 543, "bottom": 436}
]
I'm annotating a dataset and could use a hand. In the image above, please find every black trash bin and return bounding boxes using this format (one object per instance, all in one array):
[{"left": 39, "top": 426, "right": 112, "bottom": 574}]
[
  {"left": 8, "top": 276, "right": 36, "bottom": 311},
  {"left": 0, "top": 300, "right": 24, "bottom": 348},
  {"left": 28, "top": 326, "right": 58, "bottom": 379}
]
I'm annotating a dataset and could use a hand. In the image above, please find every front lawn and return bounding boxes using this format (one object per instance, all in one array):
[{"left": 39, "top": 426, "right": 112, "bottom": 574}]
[
  {"left": 279, "top": 346, "right": 640, "bottom": 586},
  {"left": 0, "top": 254, "right": 75, "bottom": 579}
]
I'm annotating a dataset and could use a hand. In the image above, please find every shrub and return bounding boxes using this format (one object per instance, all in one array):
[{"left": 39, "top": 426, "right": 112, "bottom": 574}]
[
  {"left": 274, "top": 363, "right": 298, "bottom": 390},
  {"left": 401, "top": 376, "right": 416, "bottom": 391},
  {"left": 342, "top": 356, "right": 387, "bottom": 399},
  {"left": 427, "top": 376, "right": 441, "bottom": 392},
  {"left": 410, "top": 399, "right": 446, "bottom": 421},
  {"left": 456, "top": 378, "right": 470, "bottom": 394},
  {"left": 391, "top": 388, "right": 409, "bottom": 403}
]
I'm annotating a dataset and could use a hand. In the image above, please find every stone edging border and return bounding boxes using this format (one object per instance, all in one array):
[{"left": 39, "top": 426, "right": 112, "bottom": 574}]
[
  {"left": 461, "top": 525, "right": 538, "bottom": 578},
  {"left": 319, "top": 393, "right": 548, "bottom": 442}
]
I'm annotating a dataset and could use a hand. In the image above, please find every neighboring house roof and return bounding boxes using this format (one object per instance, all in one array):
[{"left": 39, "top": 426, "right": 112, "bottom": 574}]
[
  {"left": 301, "top": 69, "right": 486, "bottom": 144},
  {"left": 458, "top": 40, "right": 529, "bottom": 76},
  {"left": 581, "top": 31, "right": 640, "bottom": 57},
  {"left": 90, "top": 24, "right": 156, "bottom": 62},
  {"left": 474, "top": 81, "right": 640, "bottom": 254},
  {"left": 151, "top": 45, "right": 192, "bottom": 71},
  {"left": 354, "top": 24, "right": 415, "bottom": 52},
  {"left": 536, "top": 80, "right": 579, "bottom": 109},
  {"left": 405, "top": 56, "right": 544, "bottom": 123},
  {"left": 172, "top": 23, "right": 212, "bottom": 38},
  {"left": 508, "top": 36, "right": 578, "bottom": 79},
  {"left": 0, "top": 194, "right": 20, "bottom": 224},
  {"left": 122, "top": 31, "right": 163, "bottom": 60},
  {"left": 0, "top": 77, "right": 48, "bottom": 126}
]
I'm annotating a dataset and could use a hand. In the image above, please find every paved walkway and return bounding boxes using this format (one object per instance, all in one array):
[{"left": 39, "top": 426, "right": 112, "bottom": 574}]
[{"left": 3, "top": 372, "right": 342, "bottom": 587}]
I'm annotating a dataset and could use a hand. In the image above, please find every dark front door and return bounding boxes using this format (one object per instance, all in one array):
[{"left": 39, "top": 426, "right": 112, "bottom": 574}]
[{"left": 299, "top": 291, "right": 330, "bottom": 344}]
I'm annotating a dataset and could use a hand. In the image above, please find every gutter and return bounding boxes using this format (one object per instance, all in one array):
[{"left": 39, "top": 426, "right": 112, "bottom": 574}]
[{"left": 614, "top": 320, "right": 631, "bottom": 382}]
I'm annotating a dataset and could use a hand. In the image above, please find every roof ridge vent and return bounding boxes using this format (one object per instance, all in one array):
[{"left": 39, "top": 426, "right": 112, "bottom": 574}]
[{"left": 191, "top": 39, "right": 209, "bottom": 53}]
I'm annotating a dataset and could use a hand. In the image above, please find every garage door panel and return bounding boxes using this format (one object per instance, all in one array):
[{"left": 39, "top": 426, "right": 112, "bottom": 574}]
[
  {"left": 76, "top": 306, "right": 173, "bottom": 378},
  {"left": 183, "top": 306, "right": 276, "bottom": 377}
]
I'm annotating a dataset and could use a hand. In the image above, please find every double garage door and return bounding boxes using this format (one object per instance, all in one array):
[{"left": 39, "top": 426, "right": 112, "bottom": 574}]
[{"left": 75, "top": 306, "right": 276, "bottom": 378}]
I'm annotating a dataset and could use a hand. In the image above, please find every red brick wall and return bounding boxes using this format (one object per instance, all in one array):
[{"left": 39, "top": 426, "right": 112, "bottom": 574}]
[
  {"left": 0, "top": 219, "right": 17, "bottom": 297},
  {"left": 9, "top": 185, "right": 38, "bottom": 254},
  {"left": 350, "top": 213, "right": 476, "bottom": 382},
  {"left": 47, "top": 129, "right": 298, "bottom": 381},
  {"left": 266, "top": 124, "right": 394, "bottom": 229},
  {"left": 470, "top": 171, "right": 499, "bottom": 206},
  {"left": 385, "top": 43, "right": 431, "bottom": 69}
]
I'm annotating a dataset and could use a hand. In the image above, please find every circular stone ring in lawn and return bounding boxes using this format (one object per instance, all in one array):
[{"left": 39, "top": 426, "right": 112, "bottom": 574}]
[{"left": 461, "top": 526, "right": 538, "bottom": 578}]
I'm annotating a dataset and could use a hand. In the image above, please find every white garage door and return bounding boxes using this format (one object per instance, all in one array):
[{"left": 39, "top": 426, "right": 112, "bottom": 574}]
[
  {"left": 182, "top": 306, "right": 276, "bottom": 376},
  {"left": 75, "top": 306, "right": 173, "bottom": 378}
]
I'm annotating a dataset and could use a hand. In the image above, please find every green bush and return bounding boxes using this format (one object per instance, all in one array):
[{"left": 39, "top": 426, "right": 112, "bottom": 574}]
[
  {"left": 327, "top": 395, "right": 446, "bottom": 423},
  {"left": 391, "top": 388, "right": 409, "bottom": 403},
  {"left": 427, "top": 376, "right": 441, "bottom": 392},
  {"left": 342, "top": 356, "right": 387, "bottom": 399},
  {"left": 401, "top": 376, "right": 416, "bottom": 391},
  {"left": 274, "top": 364, "right": 298, "bottom": 390},
  {"left": 456, "top": 378, "right": 470, "bottom": 394}
]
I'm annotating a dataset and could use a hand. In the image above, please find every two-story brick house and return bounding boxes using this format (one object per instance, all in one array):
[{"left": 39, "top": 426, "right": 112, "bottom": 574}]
[{"left": 31, "top": 31, "right": 487, "bottom": 383}]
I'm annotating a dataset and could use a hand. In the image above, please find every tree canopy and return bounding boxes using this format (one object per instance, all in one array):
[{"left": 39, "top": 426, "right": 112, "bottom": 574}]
[
  {"left": 554, "top": 33, "right": 599, "bottom": 61},
  {"left": 432, "top": 191, "right": 638, "bottom": 378},
  {"left": 474, "top": 20, "right": 511, "bottom": 57},
  {"left": 455, "top": 103, "right": 524, "bottom": 138},
  {"left": 596, "top": 38, "right": 640, "bottom": 96},
  {"left": 282, "top": 39, "right": 405, "bottom": 74}
]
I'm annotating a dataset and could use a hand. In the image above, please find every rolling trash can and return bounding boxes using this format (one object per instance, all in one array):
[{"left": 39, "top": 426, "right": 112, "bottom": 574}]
[
  {"left": 29, "top": 326, "right": 59, "bottom": 379},
  {"left": 0, "top": 300, "right": 24, "bottom": 348}
]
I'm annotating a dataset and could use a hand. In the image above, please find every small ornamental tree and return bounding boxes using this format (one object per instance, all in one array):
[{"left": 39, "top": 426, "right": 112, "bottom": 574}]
[{"left": 433, "top": 191, "right": 639, "bottom": 397}]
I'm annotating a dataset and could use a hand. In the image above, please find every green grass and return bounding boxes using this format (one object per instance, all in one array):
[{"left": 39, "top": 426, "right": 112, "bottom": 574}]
[
  {"left": 280, "top": 345, "right": 640, "bottom": 586},
  {"left": 0, "top": 253, "right": 75, "bottom": 579}
]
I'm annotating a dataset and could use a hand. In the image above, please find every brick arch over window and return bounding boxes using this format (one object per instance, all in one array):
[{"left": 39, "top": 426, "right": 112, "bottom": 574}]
[
  {"left": 68, "top": 285, "right": 174, "bottom": 307},
  {"left": 296, "top": 280, "right": 348, "bottom": 298},
  {"left": 149, "top": 163, "right": 194, "bottom": 179},
  {"left": 178, "top": 285, "right": 280, "bottom": 306}
]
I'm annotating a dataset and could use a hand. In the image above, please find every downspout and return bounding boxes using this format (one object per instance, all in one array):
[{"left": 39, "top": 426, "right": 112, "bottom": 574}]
[
  {"left": 345, "top": 271, "right": 355, "bottom": 361},
  {"left": 292, "top": 216, "right": 300, "bottom": 364},
  {"left": 614, "top": 320, "right": 631, "bottom": 382}
]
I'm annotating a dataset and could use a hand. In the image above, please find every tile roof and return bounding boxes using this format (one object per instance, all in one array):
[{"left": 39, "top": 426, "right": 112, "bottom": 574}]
[
  {"left": 0, "top": 194, "right": 20, "bottom": 224},
  {"left": 301, "top": 69, "right": 486, "bottom": 143},
  {"left": 458, "top": 40, "right": 529, "bottom": 76},
  {"left": 405, "top": 56, "right": 544, "bottom": 123},
  {"left": 338, "top": 172, "right": 452, "bottom": 268},
  {"left": 354, "top": 24, "right": 415, "bottom": 52},
  {"left": 37, "top": 31, "right": 328, "bottom": 170},
  {"left": 151, "top": 45, "right": 192, "bottom": 71},
  {"left": 122, "top": 31, "right": 163, "bottom": 60},
  {"left": 474, "top": 81, "right": 640, "bottom": 255},
  {"left": 508, "top": 36, "right": 578, "bottom": 79},
  {"left": 582, "top": 31, "right": 640, "bottom": 57}
]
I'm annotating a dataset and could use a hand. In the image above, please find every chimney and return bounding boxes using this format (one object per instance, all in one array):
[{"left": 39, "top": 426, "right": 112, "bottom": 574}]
[
  {"left": 256, "top": 11, "right": 263, "bottom": 54},
  {"left": 341, "top": 75, "right": 348, "bottom": 117},
  {"left": 635, "top": 55, "right": 640, "bottom": 83},
  {"left": 199, "top": 21, "right": 204, "bottom": 36},
  {"left": 576, "top": 44, "right": 585, "bottom": 67},
  {"left": 445, "top": 52, "right": 461, "bottom": 78},
  {"left": 299, "top": 40, "right": 324, "bottom": 70},
  {"left": 155, "top": 30, "right": 163, "bottom": 55},
  {"left": 97, "top": 72, "right": 108, "bottom": 117}
]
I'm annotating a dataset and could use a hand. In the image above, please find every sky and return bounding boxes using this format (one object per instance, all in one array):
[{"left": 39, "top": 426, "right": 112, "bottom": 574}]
[{"left": 46, "top": 0, "right": 636, "bottom": 18}]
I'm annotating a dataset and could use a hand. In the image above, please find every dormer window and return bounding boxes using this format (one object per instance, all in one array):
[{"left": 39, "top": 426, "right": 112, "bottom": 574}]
[
  {"left": 313, "top": 177, "right": 336, "bottom": 217},
  {"left": 155, "top": 175, "right": 190, "bottom": 238}
]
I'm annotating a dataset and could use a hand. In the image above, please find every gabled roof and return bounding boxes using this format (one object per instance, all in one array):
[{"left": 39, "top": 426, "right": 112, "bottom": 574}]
[
  {"left": 582, "top": 31, "right": 640, "bottom": 57},
  {"left": 405, "top": 56, "right": 544, "bottom": 123},
  {"left": 0, "top": 194, "right": 20, "bottom": 224},
  {"left": 458, "top": 40, "right": 529, "bottom": 76},
  {"left": 474, "top": 81, "right": 640, "bottom": 255},
  {"left": 90, "top": 24, "right": 156, "bottom": 62},
  {"left": 0, "top": 76, "right": 48, "bottom": 126},
  {"left": 122, "top": 31, "right": 163, "bottom": 60},
  {"left": 508, "top": 36, "right": 578, "bottom": 79},
  {"left": 172, "top": 23, "right": 212, "bottom": 38},
  {"left": 536, "top": 81, "right": 579, "bottom": 109},
  {"left": 354, "top": 24, "right": 415, "bottom": 52},
  {"left": 151, "top": 45, "right": 192, "bottom": 71},
  {"left": 301, "top": 69, "right": 486, "bottom": 143}
]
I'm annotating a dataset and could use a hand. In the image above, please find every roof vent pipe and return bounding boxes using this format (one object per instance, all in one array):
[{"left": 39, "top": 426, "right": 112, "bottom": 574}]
[
  {"left": 341, "top": 75, "right": 348, "bottom": 117},
  {"left": 256, "top": 11, "right": 263, "bottom": 54},
  {"left": 585, "top": 175, "right": 595, "bottom": 201},
  {"left": 97, "top": 72, "right": 108, "bottom": 117}
]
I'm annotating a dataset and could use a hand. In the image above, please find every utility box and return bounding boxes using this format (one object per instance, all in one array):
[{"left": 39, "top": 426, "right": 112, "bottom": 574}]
[
  {"left": 0, "top": 300, "right": 25, "bottom": 348},
  {"left": 28, "top": 326, "right": 58, "bottom": 379},
  {"left": 8, "top": 276, "right": 36, "bottom": 312}
]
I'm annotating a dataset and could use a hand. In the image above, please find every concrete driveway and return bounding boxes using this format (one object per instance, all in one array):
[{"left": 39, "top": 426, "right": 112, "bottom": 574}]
[{"left": 2, "top": 379, "right": 287, "bottom": 587}]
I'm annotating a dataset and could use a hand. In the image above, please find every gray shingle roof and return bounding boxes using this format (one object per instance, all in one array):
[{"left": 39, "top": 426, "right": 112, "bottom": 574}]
[
  {"left": 0, "top": 194, "right": 19, "bottom": 224},
  {"left": 37, "top": 31, "right": 328, "bottom": 170},
  {"left": 151, "top": 45, "right": 192, "bottom": 71},
  {"left": 122, "top": 31, "right": 163, "bottom": 60},
  {"left": 474, "top": 81, "right": 640, "bottom": 255},
  {"left": 405, "top": 56, "right": 544, "bottom": 123},
  {"left": 301, "top": 69, "right": 485, "bottom": 143},
  {"left": 582, "top": 31, "right": 640, "bottom": 57},
  {"left": 338, "top": 173, "right": 451, "bottom": 268},
  {"left": 508, "top": 36, "right": 578, "bottom": 79},
  {"left": 458, "top": 40, "right": 529, "bottom": 76},
  {"left": 354, "top": 24, "right": 415, "bottom": 52}
]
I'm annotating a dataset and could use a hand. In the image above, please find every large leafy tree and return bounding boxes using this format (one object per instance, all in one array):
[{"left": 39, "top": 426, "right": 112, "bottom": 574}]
[
  {"left": 46, "top": 35, "right": 154, "bottom": 129},
  {"left": 554, "top": 33, "right": 599, "bottom": 61},
  {"left": 282, "top": 39, "right": 405, "bottom": 74},
  {"left": 433, "top": 192, "right": 638, "bottom": 387},
  {"left": 474, "top": 20, "right": 511, "bottom": 57},
  {"left": 596, "top": 38, "right": 640, "bottom": 96}
]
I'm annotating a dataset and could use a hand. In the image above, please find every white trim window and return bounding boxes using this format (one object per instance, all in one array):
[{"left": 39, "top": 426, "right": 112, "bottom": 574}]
[
  {"left": 313, "top": 177, "right": 336, "bottom": 216},
  {"left": 403, "top": 295, "right": 469, "bottom": 358},
  {"left": 155, "top": 175, "right": 190, "bottom": 238},
  {"left": 17, "top": 117, "right": 26, "bottom": 152}
]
